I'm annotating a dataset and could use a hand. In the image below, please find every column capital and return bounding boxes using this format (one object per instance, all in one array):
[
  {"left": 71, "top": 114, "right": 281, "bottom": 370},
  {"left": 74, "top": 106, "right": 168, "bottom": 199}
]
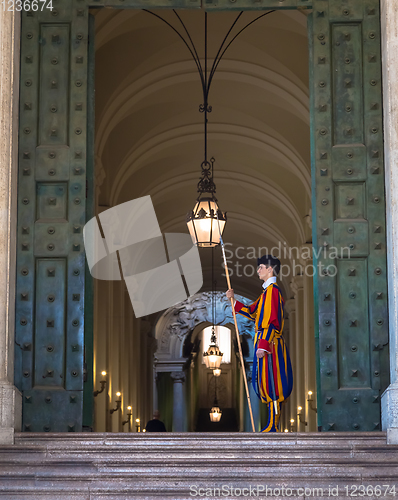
[
  {"left": 298, "top": 244, "right": 313, "bottom": 267},
  {"left": 290, "top": 276, "right": 304, "bottom": 295},
  {"left": 284, "top": 299, "right": 296, "bottom": 315},
  {"left": 170, "top": 371, "right": 185, "bottom": 383}
]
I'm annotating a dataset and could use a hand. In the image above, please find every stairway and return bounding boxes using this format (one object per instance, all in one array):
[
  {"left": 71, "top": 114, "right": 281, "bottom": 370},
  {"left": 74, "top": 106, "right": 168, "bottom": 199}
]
[
  {"left": 195, "top": 408, "right": 239, "bottom": 432},
  {"left": 0, "top": 433, "right": 397, "bottom": 499}
]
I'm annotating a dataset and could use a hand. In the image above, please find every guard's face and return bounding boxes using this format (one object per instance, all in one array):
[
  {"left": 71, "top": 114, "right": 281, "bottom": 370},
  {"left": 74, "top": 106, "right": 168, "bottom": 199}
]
[{"left": 257, "top": 264, "right": 273, "bottom": 281}]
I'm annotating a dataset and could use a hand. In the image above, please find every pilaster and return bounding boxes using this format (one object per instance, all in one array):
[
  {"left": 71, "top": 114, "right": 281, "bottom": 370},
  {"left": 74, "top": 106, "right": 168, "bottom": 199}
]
[
  {"left": 284, "top": 298, "right": 297, "bottom": 431},
  {"left": 299, "top": 245, "right": 317, "bottom": 432},
  {"left": 0, "top": 8, "right": 22, "bottom": 443},
  {"left": 381, "top": 0, "right": 398, "bottom": 443},
  {"left": 290, "top": 276, "right": 305, "bottom": 431}
]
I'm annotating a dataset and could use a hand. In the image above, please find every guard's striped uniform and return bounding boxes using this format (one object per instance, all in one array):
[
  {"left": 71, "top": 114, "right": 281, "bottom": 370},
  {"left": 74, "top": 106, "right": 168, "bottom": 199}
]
[{"left": 235, "top": 283, "right": 293, "bottom": 432}]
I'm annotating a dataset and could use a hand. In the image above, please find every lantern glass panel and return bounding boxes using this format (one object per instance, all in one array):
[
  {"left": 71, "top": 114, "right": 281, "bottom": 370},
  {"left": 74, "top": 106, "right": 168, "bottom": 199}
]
[
  {"left": 187, "top": 197, "right": 226, "bottom": 247},
  {"left": 209, "top": 406, "right": 222, "bottom": 422}
]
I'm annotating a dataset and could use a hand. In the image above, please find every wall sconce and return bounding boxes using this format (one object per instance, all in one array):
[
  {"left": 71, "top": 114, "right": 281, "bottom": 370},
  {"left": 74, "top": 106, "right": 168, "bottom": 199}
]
[
  {"left": 110, "top": 392, "right": 122, "bottom": 414},
  {"left": 93, "top": 370, "right": 107, "bottom": 397},
  {"left": 297, "top": 406, "right": 308, "bottom": 427},
  {"left": 307, "top": 390, "right": 318, "bottom": 413},
  {"left": 290, "top": 418, "right": 296, "bottom": 432},
  {"left": 122, "top": 406, "right": 133, "bottom": 429},
  {"left": 135, "top": 418, "right": 140, "bottom": 432}
]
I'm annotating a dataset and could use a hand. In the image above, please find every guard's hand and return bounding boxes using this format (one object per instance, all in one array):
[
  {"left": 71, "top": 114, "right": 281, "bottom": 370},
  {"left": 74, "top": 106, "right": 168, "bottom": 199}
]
[
  {"left": 256, "top": 349, "right": 266, "bottom": 359},
  {"left": 226, "top": 289, "right": 234, "bottom": 300}
]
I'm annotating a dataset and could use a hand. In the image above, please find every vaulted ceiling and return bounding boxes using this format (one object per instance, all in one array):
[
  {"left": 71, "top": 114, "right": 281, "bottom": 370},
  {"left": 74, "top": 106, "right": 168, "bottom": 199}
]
[{"left": 93, "top": 7, "right": 311, "bottom": 300}]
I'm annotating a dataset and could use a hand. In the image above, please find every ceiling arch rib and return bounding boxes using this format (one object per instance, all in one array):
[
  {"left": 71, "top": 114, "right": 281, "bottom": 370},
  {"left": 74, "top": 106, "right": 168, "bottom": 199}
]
[
  {"left": 142, "top": 162, "right": 303, "bottom": 211},
  {"left": 95, "top": 60, "right": 309, "bottom": 152},
  {"left": 160, "top": 211, "right": 292, "bottom": 251},
  {"left": 140, "top": 172, "right": 306, "bottom": 243},
  {"left": 119, "top": 192, "right": 302, "bottom": 251},
  {"left": 109, "top": 124, "right": 311, "bottom": 204},
  {"left": 95, "top": 10, "right": 141, "bottom": 50}
]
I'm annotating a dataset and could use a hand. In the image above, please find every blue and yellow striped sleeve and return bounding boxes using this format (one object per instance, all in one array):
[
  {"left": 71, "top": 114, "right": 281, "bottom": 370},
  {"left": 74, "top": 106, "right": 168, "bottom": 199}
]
[{"left": 235, "top": 297, "right": 260, "bottom": 322}]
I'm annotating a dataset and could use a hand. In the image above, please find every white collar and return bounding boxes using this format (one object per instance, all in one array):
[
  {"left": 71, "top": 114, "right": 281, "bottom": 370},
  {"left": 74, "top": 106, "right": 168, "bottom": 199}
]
[{"left": 262, "top": 277, "right": 277, "bottom": 290}]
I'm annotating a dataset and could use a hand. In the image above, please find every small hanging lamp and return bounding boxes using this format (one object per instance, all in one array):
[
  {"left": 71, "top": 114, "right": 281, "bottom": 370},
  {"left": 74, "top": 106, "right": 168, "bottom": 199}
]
[
  {"left": 209, "top": 373, "right": 222, "bottom": 422},
  {"left": 203, "top": 327, "right": 223, "bottom": 370},
  {"left": 209, "top": 404, "right": 222, "bottom": 422}
]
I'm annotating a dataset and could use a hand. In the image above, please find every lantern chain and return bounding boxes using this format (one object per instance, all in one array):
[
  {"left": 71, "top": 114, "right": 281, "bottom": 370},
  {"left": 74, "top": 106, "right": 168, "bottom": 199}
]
[{"left": 143, "top": 8, "right": 275, "bottom": 194}]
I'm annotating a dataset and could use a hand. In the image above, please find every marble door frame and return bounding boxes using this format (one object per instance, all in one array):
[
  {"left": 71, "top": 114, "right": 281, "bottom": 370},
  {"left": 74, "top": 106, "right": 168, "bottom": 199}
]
[{"left": 1, "top": 3, "right": 398, "bottom": 443}]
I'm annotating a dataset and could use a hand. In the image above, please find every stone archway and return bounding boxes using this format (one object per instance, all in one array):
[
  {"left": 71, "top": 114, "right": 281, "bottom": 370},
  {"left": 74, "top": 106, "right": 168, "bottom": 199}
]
[{"left": 153, "top": 291, "right": 255, "bottom": 431}]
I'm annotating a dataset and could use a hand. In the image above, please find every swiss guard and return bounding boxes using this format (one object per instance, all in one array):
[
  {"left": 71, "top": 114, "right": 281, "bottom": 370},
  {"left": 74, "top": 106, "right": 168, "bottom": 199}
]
[{"left": 226, "top": 255, "right": 293, "bottom": 432}]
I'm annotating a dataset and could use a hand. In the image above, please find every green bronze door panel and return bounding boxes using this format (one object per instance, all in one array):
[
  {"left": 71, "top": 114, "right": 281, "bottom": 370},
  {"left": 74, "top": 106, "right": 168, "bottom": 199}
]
[
  {"left": 310, "top": 0, "right": 389, "bottom": 431},
  {"left": 331, "top": 23, "right": 364, "bottom": 146},
  {"left": 34, "top": 259, "right": 67, "bottom": 388},
  {"left": 16, "top": 2, "right": 88, "bottom": 432},
  {"left": 336, "top": 259, "right": 370, "bottom": 388},
  {"left": 38, "top": 24, "right": 71, "bottom": 147},
  {"left": 15, "top": 0, "right": 205, "bottom": 432}
]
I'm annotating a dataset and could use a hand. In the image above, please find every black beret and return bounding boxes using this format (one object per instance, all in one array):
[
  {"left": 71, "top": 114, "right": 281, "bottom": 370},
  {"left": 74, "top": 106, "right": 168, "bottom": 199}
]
[{"left": 257, "top": 255, "right": 281, "bottom": 275}]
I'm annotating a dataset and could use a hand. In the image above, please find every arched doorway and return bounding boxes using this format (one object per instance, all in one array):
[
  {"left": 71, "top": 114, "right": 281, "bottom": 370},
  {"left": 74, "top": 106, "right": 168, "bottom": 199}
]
[
  {"left": 153, "top": 292, "right": 257, "bottom": 431},
  {"left": 92, "top": 7, "right": 316, "bottom": 434}
]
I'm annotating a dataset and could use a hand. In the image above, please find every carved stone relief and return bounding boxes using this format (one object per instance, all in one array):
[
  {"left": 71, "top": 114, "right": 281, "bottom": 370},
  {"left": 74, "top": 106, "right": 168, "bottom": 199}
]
[{"left": 155, "top": 292, "right": 255, "bottom": 359}]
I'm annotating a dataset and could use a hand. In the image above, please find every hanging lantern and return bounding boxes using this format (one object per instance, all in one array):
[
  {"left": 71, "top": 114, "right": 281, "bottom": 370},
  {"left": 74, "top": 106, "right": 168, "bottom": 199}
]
[
  {"left": 203, "top": 328, "right": 223, "bottom": 369},
  {"left": 209, "top": 405, "right": 222, "bottom": 422},
  {"left": 187, "top": 159, "right": 227, "bottom": 247},
  {"left": 213, "top": 368, "right": 221, "bottom": 377},
  {"left": 187, "top": 195, "right": 227, "bottom": 248}
]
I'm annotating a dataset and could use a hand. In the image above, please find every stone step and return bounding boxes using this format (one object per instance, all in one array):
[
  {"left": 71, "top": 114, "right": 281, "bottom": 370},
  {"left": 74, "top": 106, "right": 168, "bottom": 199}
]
[{"left": 0, "top": 432, "right": 397, "bottom": 499}]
